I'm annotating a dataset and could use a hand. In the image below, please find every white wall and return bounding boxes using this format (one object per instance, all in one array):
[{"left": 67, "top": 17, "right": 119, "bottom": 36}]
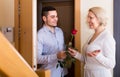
[
  {"left": 0, "top": 0, "right": 14, "bottom": 27},
  {"left": 80, "top": 0, "right": 113, "bottom": 77}
]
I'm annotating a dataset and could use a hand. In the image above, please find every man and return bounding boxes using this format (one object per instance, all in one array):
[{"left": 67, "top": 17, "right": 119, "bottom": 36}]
[{"left": 37, "top": 6, "right": 67, "bottom": 77}]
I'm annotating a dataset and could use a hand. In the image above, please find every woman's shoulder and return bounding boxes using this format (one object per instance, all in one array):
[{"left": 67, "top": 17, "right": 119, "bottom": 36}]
[
  {"left": 101, "top": 29, "right": 113, "bottom": 37},
  {"left": 102, "top": 29, "right": 115, "bottom": 42}
]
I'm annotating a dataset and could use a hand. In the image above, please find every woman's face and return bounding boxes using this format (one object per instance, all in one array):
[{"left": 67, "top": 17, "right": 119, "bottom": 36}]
[{"left": 87, "top": 11, "right": 100, "bottom": 29}]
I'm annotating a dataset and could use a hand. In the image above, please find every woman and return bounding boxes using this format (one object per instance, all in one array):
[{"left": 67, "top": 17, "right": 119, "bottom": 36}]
[{"left": 69, "top": 7, "right": 116, "bottom": 77}]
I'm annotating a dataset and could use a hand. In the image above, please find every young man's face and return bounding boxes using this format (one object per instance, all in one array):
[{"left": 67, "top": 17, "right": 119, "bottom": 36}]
[{"left": 43, "top": 10, "right": 58, "bottom": 27}]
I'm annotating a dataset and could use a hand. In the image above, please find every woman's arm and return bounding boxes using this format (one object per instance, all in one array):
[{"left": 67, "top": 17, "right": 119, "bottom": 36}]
[{"left": 95, "top": 35, "right": 116, "bottom": 69}]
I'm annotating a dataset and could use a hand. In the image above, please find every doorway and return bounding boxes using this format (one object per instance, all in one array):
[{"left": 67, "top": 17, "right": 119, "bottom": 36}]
[{"left": 37, "top": 0, "right": 74, "bottom": 77}]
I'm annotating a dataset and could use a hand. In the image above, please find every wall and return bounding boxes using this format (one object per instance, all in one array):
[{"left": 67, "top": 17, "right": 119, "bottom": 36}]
[
  {"left": 0, "top": 0, "right": 14, "bottom": 27},
  {"left": 80, "top": 0, "right": 113, "bottom": 77}
]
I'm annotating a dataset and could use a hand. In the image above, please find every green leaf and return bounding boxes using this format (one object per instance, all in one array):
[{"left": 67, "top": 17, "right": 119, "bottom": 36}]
[
  {"left": 56, "top": 64, "right": 59, "bottom": 68},
  {"left": 58, "top": 60, "right": 62, "bottom": 63},
  {"left": 60, "top": 62, "right": 64, "bottom": 68}
]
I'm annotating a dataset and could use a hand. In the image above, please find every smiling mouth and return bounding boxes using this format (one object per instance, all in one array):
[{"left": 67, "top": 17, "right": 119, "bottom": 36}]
[{"left": 89, "top": 22, "right": 93, "bottom": 26}]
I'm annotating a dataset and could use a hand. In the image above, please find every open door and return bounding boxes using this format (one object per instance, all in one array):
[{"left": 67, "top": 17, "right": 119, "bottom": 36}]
[{"left": 14, "top": 0, "right": 37, "bottom": 70}]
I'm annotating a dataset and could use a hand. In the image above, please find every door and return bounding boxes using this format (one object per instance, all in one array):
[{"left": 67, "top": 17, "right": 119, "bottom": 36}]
[{"left": 14, "top": 0, "right": 37, "bottom": 70}]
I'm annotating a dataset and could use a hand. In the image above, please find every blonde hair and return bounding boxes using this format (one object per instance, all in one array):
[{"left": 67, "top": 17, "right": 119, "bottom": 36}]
[{"left": 89, "top": 7, "right": 107, "bottom": 26}]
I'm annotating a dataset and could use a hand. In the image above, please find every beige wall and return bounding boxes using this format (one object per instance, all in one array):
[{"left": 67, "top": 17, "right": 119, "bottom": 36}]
[
  {"left": 80, "top": 0, "right": 113, "bottom": 77},
  {"left": 0, "top": 0, "right": 14, "bottom": 27}
]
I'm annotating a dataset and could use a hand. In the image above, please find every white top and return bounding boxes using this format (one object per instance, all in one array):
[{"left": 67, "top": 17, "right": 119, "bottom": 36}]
[{"left": 74, "top": 29, "right": 116, "bottom": 77}]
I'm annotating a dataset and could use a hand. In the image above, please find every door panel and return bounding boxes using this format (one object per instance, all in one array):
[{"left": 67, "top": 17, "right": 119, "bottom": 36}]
[
  {"left": 20, "top": 0, "right": 33, "bottom": 66},
  {"left": 15, "top": 0, "right": 33, "bottom": 66}
]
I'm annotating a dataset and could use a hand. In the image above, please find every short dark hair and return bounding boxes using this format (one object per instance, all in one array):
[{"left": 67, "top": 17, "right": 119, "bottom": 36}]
[{"left": 42, "top": 6, "right": 56, "bottom": 17}]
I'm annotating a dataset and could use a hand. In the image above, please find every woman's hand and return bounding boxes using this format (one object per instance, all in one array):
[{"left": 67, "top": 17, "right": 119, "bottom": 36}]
[
  {"left": 68, "top": 48, "right": 77, "bottom": 56},
  {"left": 87, "top": 50, "right": 100, "bottom": 57}
]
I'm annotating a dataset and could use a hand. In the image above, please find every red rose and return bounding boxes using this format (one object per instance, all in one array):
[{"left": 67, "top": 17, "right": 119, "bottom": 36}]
[
  {"left": 71, "top": 29, "right": 77, "bottom": 35},
  {"left": 57, "top": 29, "right": 77, "bottom": 69}
]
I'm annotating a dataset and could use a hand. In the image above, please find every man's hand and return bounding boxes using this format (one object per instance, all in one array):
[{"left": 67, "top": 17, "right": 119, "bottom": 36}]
[{"left": 57, "top": 51, "right": 66, "bottom": 59}]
